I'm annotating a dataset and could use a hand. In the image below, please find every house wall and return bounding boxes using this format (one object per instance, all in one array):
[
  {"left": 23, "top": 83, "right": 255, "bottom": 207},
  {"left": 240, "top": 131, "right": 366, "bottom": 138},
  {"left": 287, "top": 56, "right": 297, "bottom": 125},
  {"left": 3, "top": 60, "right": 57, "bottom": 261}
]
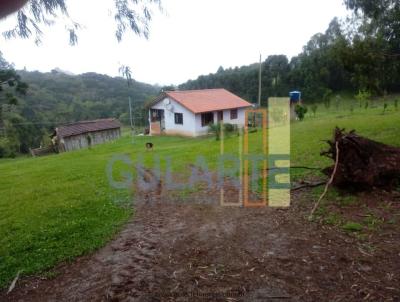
[
  {"left": 150, "top": 97, "right": 196, "bottom": 136},
  {"left": 149, "top": 97, "right": 250, "bottom": 137},
  {"left": 193, "top": 107, "right": 248, "bottom": 136},
  {"left": 60, "top": 128, "right": 121, "bottom": 152}
]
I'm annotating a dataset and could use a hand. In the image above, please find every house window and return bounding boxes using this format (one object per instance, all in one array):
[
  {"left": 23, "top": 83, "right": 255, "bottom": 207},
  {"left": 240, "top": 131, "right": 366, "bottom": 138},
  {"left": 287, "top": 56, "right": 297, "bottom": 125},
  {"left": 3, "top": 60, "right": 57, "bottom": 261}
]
[
  {"left": 174, "top": 113, "right": 183, "bottom": 125},
  {"left": 230, "top": 109, "right": 238, "bottom": 119},
  {"left": 201, "top": 112, "right": 214, "bottom": 127}
]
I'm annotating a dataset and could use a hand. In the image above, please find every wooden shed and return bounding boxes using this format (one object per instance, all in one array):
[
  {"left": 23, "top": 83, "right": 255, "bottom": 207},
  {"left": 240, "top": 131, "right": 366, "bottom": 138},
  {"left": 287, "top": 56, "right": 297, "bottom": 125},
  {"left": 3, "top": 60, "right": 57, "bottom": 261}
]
[{"left": 51, "top": 118, "right": 121, "bottom": 152}]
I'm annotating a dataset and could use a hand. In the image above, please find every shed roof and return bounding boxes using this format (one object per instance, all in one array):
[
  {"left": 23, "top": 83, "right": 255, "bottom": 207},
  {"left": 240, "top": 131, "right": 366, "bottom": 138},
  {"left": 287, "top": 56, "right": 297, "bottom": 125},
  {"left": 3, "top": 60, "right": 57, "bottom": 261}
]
[
  {"left": 56, "top": 118, "right": 121, "bottom": 138},
  {"left": 152, "top": 89, "right": 252, "bottom": 113}
]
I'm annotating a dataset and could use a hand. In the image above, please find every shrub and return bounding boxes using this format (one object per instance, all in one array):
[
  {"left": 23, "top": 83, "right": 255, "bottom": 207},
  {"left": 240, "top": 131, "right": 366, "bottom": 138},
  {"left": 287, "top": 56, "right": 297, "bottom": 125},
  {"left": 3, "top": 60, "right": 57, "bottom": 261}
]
[
  {"left": 310, "top": 104, "right": 318, "bottom": 117},
  {"left": 208, "top": 123, "right": 237, "bottom": 140},
  {"left": 294, "top": 104, "right": 307, "bottom": 121},
  {"left": 224, "top": 123, "right": 235, "bottom": 133},
  {"left": 383, "top": 102, "right": 388, "bottom": 114},
  {"left": 355, "top": 89, "right": 371, "bottom": 108},
  {"left": 0, "top": 137, "right": 13, "bottom": 158}
]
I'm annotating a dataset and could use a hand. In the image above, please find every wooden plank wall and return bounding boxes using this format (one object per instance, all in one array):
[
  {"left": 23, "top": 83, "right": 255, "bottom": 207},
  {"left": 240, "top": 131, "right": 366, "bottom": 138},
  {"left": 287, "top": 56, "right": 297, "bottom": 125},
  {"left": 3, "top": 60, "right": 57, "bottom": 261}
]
[{"left": 61, "top": 128, "right": 121, "bottom": 152}]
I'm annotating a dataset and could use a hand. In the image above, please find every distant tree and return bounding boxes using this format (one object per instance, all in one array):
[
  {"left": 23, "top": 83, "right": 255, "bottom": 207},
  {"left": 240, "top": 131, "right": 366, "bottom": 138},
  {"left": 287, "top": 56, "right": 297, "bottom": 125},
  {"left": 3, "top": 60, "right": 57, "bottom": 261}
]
[
  {"left": 335, "top": 95, "right": 341, "bottom": 111},
  {"left": 349, "top": 102, "right": 355, "bottom": 114},
  {"left": 0, "top": 51, "right": 28, "bottom": 117},
  {"left": 177, "top": 2, "right": 400, "bottom": 104},
  {"left": 323, "top": 89, "right": 333, "bottom": 109},
  {"left": 160, "top": 85, "right": 176, "bottom": 92},
  {"left": 0, "top": 52, "right": 31, "bottom": 156}
]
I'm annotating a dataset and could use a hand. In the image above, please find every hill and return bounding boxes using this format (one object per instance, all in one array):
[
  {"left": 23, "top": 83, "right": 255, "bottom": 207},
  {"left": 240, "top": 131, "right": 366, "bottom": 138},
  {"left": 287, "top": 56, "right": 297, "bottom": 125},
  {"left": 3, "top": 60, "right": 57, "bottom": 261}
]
[
  {"left": 0, "top": 63, "right": 160, "bottom": 156},
  {"left": 18, "top": 69, "right": 159, "bottom": 125}
]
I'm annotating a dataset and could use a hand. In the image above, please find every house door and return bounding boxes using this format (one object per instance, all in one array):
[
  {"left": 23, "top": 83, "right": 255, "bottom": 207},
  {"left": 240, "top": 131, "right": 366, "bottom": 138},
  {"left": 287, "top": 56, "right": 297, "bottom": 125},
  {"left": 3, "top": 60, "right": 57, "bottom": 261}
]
[
  {"left": 150, "top": 109, "right": 165, "bottom": 133},
  {"left": 217, "top": 111, "right": 223, "bottom": 122}
]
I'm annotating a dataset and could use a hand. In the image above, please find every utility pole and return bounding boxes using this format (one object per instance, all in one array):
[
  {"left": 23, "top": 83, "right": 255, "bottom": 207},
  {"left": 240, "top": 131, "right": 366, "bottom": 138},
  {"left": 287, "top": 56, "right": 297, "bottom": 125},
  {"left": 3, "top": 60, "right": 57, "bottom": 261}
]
[
  {"left": 119, "top": 64, "right": 134, "bottom": 143},
  {"left": 128, "top": 96, "right": 135, "bottom": 144},
  {"left": 258, "top": 54, "right": 262, "bottom": 107},
  {"left": 129, "top": 96, "right": 133, "bottom": 130}
]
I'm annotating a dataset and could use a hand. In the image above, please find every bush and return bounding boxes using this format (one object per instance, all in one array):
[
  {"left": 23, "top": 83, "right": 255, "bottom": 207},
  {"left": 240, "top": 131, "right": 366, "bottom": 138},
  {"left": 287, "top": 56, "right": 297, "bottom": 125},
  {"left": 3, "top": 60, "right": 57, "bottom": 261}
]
[
  {"left": 311, "top": 104, "right": 318, "bottom": 117},
  {"left": 383, "top": 102, "right": 388, "bottom": 114},
  {"left": 294, "top": 104, "right": 307, "bottom": 121},
  {"left": 208, "top": 123, "right": 237, "bottom": 140},
  {"left": 0, "top": 137, "right": 13, "bottom": 158},
  {"left": 224, "top": 123, "right": 235, "bottom": 133},
  {"left": 355, "top": 89, "right": 371, "bottom": 108}
]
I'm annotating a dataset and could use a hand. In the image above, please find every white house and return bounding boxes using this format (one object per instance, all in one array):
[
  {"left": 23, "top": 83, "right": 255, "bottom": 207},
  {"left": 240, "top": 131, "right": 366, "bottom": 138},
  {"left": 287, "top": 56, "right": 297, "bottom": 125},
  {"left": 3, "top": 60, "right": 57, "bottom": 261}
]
[{"left": 148, "top": 89, "right": 252, "bottom": 137}]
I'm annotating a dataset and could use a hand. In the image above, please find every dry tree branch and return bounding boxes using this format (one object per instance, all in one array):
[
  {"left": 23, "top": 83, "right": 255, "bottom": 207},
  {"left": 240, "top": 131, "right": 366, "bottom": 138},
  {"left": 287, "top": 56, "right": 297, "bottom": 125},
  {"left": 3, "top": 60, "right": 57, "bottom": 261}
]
[
  {"left": 309, "top": 141, "right": 340, "bottom": 220},
  {"left": 7, "top": 270, "right": 21, "bottom": 295}
]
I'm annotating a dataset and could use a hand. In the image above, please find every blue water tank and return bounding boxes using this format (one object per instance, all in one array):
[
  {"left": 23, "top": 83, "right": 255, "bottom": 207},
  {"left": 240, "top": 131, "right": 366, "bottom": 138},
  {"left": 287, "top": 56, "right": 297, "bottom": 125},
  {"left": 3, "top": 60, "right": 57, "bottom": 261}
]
[{"left": 289, "top": 91, "right": 301, "bottom": 102}]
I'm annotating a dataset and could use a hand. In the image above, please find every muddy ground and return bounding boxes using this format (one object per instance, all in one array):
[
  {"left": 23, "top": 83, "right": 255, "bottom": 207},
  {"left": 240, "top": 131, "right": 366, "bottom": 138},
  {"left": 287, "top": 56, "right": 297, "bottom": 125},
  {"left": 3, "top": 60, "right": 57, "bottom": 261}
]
[{"left": 2, "top": 186, "right": 400, "bottom": 302}]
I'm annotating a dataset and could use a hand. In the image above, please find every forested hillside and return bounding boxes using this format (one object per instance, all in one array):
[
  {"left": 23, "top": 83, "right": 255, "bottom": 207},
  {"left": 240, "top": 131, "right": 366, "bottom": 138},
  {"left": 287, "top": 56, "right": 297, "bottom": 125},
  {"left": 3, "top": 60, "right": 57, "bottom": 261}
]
[
  {"left": 180, "top": 1, "right": 400, "bottom": 103},
  {"left": 19, "top": 70, "right": 158, "bottom": 124},
  {"left": 0, "top": 55, "right": 159, "bottom": 157}
]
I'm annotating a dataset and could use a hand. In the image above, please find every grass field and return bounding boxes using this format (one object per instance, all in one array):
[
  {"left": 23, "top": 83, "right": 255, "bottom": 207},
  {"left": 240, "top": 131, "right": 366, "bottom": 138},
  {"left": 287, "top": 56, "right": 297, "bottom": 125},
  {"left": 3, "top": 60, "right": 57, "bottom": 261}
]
[{"left": 0, "top": 100, "right": 399, "bottom": 288}]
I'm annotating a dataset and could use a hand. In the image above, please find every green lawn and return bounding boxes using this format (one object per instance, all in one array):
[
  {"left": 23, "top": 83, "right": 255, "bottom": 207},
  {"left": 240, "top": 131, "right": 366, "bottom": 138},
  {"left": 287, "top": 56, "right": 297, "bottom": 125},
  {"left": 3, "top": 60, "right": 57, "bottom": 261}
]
[{"left": 0, "top": 102, "right": 399, "bottom": 288}]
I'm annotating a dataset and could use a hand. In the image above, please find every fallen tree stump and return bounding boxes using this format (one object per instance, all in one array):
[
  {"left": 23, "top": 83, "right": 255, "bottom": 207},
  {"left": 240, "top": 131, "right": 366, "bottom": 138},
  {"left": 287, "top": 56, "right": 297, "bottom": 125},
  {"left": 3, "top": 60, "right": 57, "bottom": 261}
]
[{"left": 321, "top": 128, "right": 400, "bottom": 189}]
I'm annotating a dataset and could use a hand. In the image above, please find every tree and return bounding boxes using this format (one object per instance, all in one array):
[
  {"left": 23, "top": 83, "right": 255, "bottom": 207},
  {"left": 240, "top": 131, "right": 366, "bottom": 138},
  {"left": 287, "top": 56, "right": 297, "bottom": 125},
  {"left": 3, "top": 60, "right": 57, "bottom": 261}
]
[
  {"left": 0, "top": 51, "right": 28, "bottom": 117},
  {"left": 1, "top": 0, "right": 162, "bottom": 45},
  {"left": 344, "top": 0, "right": 400, "bottom": 93},
  {"left": 0, "top": 52, "right": 30, "bottom": 156}
]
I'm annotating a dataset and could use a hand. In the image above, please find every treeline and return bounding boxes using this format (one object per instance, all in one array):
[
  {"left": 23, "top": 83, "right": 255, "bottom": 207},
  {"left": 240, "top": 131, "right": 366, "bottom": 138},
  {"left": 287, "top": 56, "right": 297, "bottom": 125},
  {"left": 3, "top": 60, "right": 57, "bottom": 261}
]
[
  {"left": 0, "top": 56, "right": 159, "bottom": 157},
  {"left": 180, "top": 1, "right": 400, "bottom": 104}
]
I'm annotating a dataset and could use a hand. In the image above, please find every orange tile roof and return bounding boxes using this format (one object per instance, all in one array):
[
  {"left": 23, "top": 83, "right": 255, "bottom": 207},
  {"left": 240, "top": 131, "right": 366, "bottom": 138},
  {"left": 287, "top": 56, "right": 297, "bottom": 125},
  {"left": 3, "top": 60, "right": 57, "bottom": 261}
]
[{"left": 162, "top": 89, "right": 252, "bottom": 113}]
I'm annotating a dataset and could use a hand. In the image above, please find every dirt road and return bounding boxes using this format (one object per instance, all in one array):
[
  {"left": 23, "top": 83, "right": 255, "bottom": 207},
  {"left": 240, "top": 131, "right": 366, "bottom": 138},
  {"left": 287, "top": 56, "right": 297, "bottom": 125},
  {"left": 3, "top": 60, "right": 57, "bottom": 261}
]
[{"left": 2, "top": 190, "right": 400, "bottom": 301}]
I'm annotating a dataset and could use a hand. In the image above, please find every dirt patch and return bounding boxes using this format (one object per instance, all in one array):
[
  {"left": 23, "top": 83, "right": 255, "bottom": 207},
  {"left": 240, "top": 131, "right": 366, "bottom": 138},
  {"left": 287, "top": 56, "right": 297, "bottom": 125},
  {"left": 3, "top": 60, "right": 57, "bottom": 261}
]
[{"left": 2, "top": 187, "right": 400, "bottom": 301}]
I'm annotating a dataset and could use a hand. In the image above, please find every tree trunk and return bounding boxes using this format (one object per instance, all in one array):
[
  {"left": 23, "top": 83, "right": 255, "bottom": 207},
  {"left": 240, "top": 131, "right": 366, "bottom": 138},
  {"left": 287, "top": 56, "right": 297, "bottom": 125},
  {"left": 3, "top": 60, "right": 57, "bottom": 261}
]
[{"left": 321, "top": 128, "right": 400, "bottom": 189}]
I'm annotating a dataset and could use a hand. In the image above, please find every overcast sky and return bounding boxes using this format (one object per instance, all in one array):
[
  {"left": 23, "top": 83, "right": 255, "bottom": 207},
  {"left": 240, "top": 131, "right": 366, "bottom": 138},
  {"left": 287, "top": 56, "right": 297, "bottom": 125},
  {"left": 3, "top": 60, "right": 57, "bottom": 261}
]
[{"left": 0, "top": 0, "right": 349, "bottom": 85}]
